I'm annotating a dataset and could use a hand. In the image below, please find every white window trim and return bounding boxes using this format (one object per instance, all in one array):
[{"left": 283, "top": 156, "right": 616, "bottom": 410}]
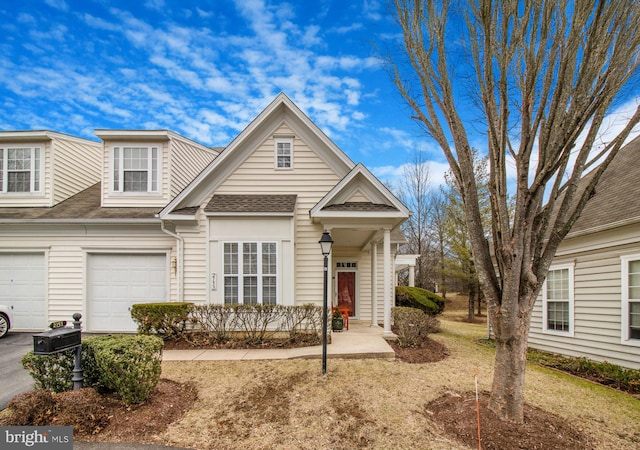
[
  {"left": 0, "top": 145, "right": 44, "bottom": 194},
  {"left": 110, "top": 144, "right": 161, "bottom": 194},
  {"left": 222, "top": 241, "right": 278, "bottom": 305},
  {"left": 542, "top": 263, "right": 575, "bottom": 337},
  {"left": 274, "top": 138, "right": 293, "bottom": 170},
  {"left": 620, "top": 254, "right": 640, "bottom": 347}
]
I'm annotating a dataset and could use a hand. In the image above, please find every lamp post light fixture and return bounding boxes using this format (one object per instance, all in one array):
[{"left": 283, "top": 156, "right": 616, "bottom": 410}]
[{"left": 319, "top": 230, "right": 334, "bottom": 375}]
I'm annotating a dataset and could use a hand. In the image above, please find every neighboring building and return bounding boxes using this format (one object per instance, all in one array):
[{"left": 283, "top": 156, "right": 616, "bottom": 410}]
[
  {"left": 529, "top": 136, "right": 640, "bottom": 369},
  {"left": 0, "top": 94, "right": 412, "bottom": 336}
]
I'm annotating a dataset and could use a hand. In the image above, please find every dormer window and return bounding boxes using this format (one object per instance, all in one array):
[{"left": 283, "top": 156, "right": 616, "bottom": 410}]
[
  {"left": 112, "top": 145, "right": 159, "bottom": 193},
  {"left": 275, "top": 137, "right": 293, "bottom": 169},
  {"left": 0, "top": 146, "right": 43, "bottom": 193}
]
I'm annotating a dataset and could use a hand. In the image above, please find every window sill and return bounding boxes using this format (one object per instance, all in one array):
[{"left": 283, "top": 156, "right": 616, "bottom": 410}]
[
  {"left": 542, "top": 329, "right": 574, "bottom": 338},
  {"left": 620, "top": 338, "right": 640, "bottom": 347}
]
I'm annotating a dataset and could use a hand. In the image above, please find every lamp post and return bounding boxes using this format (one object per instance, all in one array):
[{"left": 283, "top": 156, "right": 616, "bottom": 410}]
[{"left": 319, "top": 230, "right": 334, "bottom": 375}]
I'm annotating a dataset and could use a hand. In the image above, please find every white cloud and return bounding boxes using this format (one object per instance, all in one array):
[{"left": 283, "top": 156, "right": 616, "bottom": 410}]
[
  {"left": 44, "top": 0, "right": 68, "bottom": 11},
  {"left": 372, "top": 160, "right": 450, "bottom": 189}
]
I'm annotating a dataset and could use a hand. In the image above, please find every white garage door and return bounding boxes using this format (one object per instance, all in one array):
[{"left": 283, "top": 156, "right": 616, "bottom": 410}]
[
  {"left": 0, "top": 253, "right": 46, "bottom": 330},
  {"left": 88, "top": 253, "right": 167, "bottom": 332}
]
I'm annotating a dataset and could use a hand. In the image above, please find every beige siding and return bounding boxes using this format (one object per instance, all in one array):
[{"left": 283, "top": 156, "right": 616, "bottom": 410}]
[
  {"left": 181, "top": 216, "right": 209, "bottom": 304},
  {"left": 52, "top": 136, "right": 101, "bottom": 205},
  {"left": 529, "top": 232, "right": 640, "bottom": 369},
  {"left": 190, "top": 124, "right": 341, "bottom": 308},
  {"left": 170, "top": 139, "right": 217, "bottom": 198},
  {"left": 0, "top": 223, "right": 176, "bottom": 325}
]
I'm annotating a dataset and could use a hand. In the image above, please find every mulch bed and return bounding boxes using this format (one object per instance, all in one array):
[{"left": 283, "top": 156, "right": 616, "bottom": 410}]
[{"left": 425, "top": 391, "right": 592, "bottom": 449}]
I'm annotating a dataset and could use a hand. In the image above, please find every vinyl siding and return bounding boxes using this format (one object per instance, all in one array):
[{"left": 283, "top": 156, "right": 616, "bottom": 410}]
[
  {"left": 181, "top": 216, "right": 208, "bottom": 304},
  {"left": 196, "top": 123, "right": 341, "bottom": 308},
  {"left": 169, "top": 138, "right": 217, "bottom": 198},
  {"left": 0, "top": 223, "right": 176, "bottom": 326},
  {"left": 529, "top": 226, "right": 640, "bottom": 369},
  {"left": 52, "top": 136, "right": 101, "bottom": 205}
]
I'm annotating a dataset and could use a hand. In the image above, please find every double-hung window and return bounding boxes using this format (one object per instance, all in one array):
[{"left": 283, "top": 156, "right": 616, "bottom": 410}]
[
  {"left": 223, "top": 241, "right": 277, "bottom": 304},
  {"left": 0, "top": 146, "right": 42, "bottom": 193},
  {"left": 542, "top": 264, "right": 574, "bottom": 335},
  {"left": 112, "top": 146, "right": 159, "bottom": 193},
  {"left": 275, "top": 138, "right": 293, "bottom": 169},
  {"left": 620, "top": 255, "right": 640, "bottom": 346}
]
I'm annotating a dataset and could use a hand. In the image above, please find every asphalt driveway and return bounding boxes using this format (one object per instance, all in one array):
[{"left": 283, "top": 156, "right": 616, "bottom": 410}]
[{"left": 0, "top": 332, "right": 35, "bottom": 410}]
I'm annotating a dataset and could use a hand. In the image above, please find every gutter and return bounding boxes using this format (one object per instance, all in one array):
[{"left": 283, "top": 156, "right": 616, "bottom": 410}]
[{"left": 160, "top": 220, "right": 184, "bottom": 303}]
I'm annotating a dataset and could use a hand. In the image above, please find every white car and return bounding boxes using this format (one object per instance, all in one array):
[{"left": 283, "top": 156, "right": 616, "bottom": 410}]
[{"left": 0, "top": 305, "right": 10, "bottom": 338}]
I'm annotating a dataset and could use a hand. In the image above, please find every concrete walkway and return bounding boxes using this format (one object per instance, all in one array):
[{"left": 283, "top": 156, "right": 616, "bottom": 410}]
[{"left": 162, "top": 321, "right": 396, "bottom": 361}]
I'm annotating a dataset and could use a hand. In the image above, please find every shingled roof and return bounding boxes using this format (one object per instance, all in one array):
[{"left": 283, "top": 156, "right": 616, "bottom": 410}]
[
  {"left": 205, "top": 194, "right": 297, "bottom": 214},
  {"left": 569, "top": 136, "right": 640, "bottom": 235},
  {"left": 321, "top": 202, "right": 398, "bottom": 212},
  {"left": 0, "top": 183, "right": 160, "bottom": 220}
]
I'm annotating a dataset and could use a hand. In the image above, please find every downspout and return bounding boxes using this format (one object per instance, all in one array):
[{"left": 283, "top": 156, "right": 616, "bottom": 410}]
[{"left": 161, "top": 220, "right": 184, "bottom": 302}]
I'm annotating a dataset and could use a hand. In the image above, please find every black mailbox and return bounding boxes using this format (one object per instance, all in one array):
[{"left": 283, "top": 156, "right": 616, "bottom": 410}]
[{"left": 33, "top": 327, "right": 81, "bottom": 355}]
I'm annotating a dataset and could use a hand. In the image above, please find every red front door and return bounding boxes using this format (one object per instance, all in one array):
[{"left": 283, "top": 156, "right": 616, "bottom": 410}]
[{"left": 337, "top": 271, "right": 356, "bottom": 317}]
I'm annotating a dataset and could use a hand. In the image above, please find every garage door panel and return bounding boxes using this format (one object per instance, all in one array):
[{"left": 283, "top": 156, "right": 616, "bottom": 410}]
[
  {"left": 88, "top": 253, "right": 167, "bottom": 332},
  {"left": 0, "top": 253, "right": 46, "bottom": 330}
]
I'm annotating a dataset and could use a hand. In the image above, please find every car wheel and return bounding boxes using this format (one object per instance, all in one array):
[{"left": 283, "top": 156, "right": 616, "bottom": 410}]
[{"left": 0, "top": 313, "right": 9, "bottom": 338}]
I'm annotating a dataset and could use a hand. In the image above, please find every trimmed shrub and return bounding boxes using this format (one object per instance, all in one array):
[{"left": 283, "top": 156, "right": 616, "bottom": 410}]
[
  {"left": 21, "top": 349, "right": 75, "bottom": 393},
  {"left": 131, "top": 302, "right": 193, "bottom": 339},
  {"left": 189, "top": 304, "right": 237, "bottom": 342},
  {"left": 281, "top": 304, "right": 323, "bottom": 342},
  {"left": 188, "top": 303, "right": 323, "bottom": 345},
  {"left": 84, "top": 334, "right": 163, "bottom": 405},
  {"left": 396, "top": 286, "right": 445, "bottom": 315},
  {"left": 231, "top": 304, "right": 286, "bottom": 344},
  {"left": 393, "top": 306, "right": 440, "bottom": 347}
]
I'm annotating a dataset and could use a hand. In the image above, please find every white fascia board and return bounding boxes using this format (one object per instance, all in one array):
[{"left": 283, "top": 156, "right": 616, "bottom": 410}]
[
  {"left": 94, "top": 129, "right": 172, "bottom": 141},
  {"left": 565, "top": 216, "right": 640, "bottom": 239},
  {"left": 159, "top": 213, "right": 199, "bottom": 222},
  {"left": 0, "top": 131, "right": 101, "bottom": 147}
]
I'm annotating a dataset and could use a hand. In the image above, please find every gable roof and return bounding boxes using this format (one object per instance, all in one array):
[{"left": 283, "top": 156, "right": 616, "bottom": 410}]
[
  {"left": 310, "top": 163, "right": 410, "bottom": 220},
  {"left": 568, "top": 135, "right": 640, "bottom": 236},
  {"left": 158, "top": 93, "right": 355, "bottom": 217}
]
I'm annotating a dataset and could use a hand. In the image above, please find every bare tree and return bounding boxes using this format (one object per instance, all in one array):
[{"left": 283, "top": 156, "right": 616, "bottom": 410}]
[
  {"left": 442, "top": 150, "right": 489, "bottom": 320},
  {"left": 428, "top": 189, "right": 449, "bottom": 296},
  {"left": 390, "top": 0, "right": 640, "bottom": 423},
  {"left": 396, "top": 151, "right": 436, "bottom": 289}
]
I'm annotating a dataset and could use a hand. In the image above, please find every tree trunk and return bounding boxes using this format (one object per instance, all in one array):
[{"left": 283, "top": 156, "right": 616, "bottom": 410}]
[
  {"left": 488, "top": 291, "right": 533, "bottom": 423},
  {"left": 468, "top": 283, "right": 476, "bottom": 321}
]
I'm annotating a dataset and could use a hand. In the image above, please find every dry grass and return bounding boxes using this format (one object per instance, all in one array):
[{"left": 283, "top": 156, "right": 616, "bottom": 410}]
[{"left": 154, "top": 317, "right": 640, "bottom": 449}]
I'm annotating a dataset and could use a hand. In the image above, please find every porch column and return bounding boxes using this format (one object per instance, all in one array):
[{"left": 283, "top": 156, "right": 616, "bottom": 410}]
[
  {"left": 370, "top": 241, "right": 378, "bottom": 327},
  {"left": 408, "top": 265, "right": 415, "bottom": 287},
  {"left": 383, "top": 228, "right": 393, "bottom": 336}
]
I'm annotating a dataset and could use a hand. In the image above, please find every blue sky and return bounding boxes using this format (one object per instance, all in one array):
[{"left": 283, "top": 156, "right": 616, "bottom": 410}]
[
  {"left": 1, "top": 0, "right": 638, "bottom": 192},
  {"left": 0, "top": 0, "right": 451, "bottom": 187}
]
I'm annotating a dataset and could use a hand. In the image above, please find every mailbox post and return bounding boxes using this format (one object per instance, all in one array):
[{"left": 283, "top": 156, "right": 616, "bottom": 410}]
[{"left": 32, "top": 313, "right": 83, "bottom": 390}]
